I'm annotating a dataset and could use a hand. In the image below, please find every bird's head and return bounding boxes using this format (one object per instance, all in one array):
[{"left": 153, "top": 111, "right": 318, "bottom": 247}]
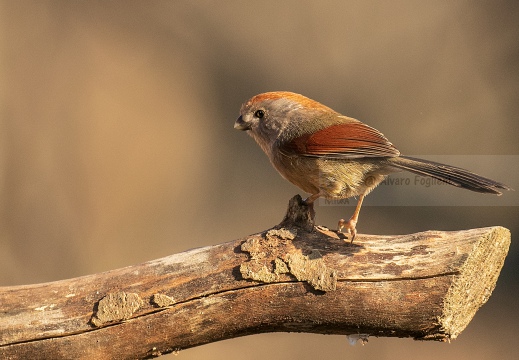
[{"left": 234, "top": 91, "right": 337, "bottom": 153}]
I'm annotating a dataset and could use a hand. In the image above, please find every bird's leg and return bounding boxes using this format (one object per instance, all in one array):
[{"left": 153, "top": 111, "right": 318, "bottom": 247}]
[
  {"left": 338, "top": 194, "right": 365, "bottom": 242},
  {"left": 303, "top": 193, "right": 321, "bottom": 205}
]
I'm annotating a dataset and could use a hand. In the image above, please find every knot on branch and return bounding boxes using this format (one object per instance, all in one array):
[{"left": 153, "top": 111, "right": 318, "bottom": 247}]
[{"left": 278, "top": 194, "right": 315, "bottom": 232}]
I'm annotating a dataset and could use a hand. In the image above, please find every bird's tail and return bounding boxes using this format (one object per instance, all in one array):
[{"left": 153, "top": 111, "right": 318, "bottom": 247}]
[{"left": 388, "top": 155, "right": 511, "bottom": 195}]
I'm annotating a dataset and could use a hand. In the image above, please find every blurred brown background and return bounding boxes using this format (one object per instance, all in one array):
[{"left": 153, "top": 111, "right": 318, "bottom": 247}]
[{"left": 1, "top": 1, "right": 518, "bottom": 359}]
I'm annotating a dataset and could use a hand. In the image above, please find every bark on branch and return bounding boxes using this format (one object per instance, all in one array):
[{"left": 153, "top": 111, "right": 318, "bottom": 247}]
[{"left": 0, "top": 195, "right": 511, "bottom": 359}]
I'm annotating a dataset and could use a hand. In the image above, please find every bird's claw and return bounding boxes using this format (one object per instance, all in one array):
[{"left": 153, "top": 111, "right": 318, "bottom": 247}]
[{"left": 338, "top": 218, "right": 357, "bottom": 243}]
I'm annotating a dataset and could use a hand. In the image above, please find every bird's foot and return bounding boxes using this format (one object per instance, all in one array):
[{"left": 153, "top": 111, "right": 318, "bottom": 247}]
[{"left": 338, "top": 218, "right": 357, "bottom": 243}]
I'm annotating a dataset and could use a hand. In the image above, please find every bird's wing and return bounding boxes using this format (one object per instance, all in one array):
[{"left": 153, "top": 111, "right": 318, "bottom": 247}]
[{"left": 282, "top": 121, "right": 400, "bottom": 159}]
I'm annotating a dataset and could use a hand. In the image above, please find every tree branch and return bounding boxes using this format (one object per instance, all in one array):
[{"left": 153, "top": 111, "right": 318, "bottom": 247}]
[{"left": 0, "top": 195, "right": 511, "bottom": 359}]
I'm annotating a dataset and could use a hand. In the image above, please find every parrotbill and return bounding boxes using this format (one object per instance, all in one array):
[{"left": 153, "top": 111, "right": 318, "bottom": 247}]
[{"left": 234, "top": 91, "right": 510, "bottom": 241}]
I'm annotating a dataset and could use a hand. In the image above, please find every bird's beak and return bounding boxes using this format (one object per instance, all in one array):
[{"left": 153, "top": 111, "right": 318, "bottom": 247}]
[{"left": 234, "top": 115, "right": 251, "bottom": 131}]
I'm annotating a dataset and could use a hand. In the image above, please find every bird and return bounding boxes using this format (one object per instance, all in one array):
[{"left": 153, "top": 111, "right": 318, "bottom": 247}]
[{"left": 234, "top": 91, "right": 510, "bottom": 242}]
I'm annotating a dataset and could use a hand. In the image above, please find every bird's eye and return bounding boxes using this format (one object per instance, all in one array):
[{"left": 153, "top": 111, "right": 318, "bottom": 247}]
[{"left": 254, "top": 109, "right": 265, "bottom": 119}]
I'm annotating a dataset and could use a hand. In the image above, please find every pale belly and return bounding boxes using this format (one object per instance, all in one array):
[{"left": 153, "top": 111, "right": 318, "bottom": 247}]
[{"left": 272, "top": 154, "right": 394, "bottom": 199}]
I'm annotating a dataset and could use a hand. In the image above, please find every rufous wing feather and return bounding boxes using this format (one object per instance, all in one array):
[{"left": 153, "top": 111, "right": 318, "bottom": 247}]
[{"left": 284, "top": 121, "right": 400, "bottom": 159}]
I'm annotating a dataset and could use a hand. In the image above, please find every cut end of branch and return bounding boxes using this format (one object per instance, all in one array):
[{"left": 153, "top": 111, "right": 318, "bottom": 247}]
[{"left": 435, "top": 226, "right": 511, "bottom": 340}]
